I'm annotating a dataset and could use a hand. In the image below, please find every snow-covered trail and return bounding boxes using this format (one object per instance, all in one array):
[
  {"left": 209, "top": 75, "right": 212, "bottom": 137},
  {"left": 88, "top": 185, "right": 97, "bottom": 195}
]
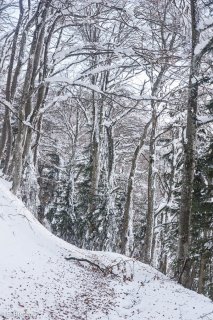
[{"left": 0, "top": 178, "right": 213, "bottom": 320}]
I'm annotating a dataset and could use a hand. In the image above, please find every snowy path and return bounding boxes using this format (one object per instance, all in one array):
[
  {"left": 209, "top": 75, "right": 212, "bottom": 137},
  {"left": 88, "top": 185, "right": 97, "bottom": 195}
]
[{"left": 0, "top": 178, "right": 213, "bottom": 320}]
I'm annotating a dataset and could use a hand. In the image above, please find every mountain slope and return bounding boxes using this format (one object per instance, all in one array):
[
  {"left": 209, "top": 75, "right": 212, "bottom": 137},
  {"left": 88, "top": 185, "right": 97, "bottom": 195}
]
[{"left": 0, "top": 177, "right": 213, "bottom": 320}]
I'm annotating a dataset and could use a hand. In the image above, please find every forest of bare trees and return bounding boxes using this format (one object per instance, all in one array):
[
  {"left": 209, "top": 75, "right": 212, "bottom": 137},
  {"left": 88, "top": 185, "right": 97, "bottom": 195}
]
[{"left": 0, "top": 0, "right": 212, "bottom": 299}]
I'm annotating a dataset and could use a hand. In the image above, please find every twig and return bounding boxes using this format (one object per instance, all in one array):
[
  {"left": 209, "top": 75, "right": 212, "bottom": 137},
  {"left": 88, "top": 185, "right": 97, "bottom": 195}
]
[
  {"left": 65, "top": 256, "right": 106, "bottom": 273},
  {"left": 199, "top": 311, "right": 213, "bottom": 319},
  {"left": 65, "top": 256, "right": 119, "bottom": 278}
]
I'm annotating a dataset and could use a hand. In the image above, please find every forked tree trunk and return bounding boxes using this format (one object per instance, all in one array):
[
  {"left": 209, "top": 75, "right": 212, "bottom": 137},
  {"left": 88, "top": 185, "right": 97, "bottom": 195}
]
[{"left": 12, "top": 1, "right": 52, "bottom": 194}]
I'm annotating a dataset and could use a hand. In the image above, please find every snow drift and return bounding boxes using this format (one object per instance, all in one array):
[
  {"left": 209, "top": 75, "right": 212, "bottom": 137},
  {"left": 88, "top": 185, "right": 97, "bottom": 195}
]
[{"left": 0, "top": 178, "right": 213, "bottom": 320}]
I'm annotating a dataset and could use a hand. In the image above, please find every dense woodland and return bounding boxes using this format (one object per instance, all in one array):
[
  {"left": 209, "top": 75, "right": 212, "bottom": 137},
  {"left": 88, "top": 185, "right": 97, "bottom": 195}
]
[{"left": 0, "top": 0, "right": 212, "bottom": 299}]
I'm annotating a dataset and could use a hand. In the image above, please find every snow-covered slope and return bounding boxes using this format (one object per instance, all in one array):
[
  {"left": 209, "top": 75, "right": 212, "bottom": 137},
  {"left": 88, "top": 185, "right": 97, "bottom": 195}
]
[{"left": 0, "top": 178, "right": 213, "bottom": 320}]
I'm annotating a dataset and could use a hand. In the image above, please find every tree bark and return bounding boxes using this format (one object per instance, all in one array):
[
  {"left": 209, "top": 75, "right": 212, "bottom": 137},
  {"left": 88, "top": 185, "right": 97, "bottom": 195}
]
[
  {"left": 11, "top": 0, "right": 52, "bottom": 193},
  {"left": 177, "top": 0, "right": 200, "bottom": 285},
  {"left": 120, "top": 119, "right": 151, "bottom": 256},
  {"left": 0, "top": 0, "right": 24, "bottom": 173},
  {"left": 143, "top": 107, "right": 157, "bottom": 264}
]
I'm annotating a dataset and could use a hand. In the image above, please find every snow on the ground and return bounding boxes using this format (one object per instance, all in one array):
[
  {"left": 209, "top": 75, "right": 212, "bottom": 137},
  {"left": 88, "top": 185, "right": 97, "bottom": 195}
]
[{"left": 0, "top": 177, "right": 213, "bottom": 320}]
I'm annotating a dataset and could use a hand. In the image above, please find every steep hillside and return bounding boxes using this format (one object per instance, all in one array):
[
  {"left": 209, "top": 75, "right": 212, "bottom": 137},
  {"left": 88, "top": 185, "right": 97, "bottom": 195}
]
[{"left": 0, "top": 178, "right": 212, "bottom": 320}]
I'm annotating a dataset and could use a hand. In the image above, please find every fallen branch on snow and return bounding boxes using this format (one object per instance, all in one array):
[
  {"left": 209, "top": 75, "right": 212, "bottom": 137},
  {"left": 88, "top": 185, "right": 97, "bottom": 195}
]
[{"left": 65, "top": 256, "right": 120, "bottom": 278}]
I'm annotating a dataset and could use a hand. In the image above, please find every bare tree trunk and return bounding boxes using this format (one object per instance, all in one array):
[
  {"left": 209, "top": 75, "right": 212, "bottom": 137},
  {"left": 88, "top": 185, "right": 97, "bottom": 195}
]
[
  {"left": 0, "top": 111, "right": 9, "bottom": 161},
  {"left": 120, "top": 119, "right": 151, "bottom": 255},
  {"left": 0, "top": 0, "right": 24, "bottom": 173},
  {"left": 177, "top": 0, "right": 213, "bottom": 285},
  {"left": 143, "top": 107, "right": 157, "bottom": 264},
  {"left": 89, "top": 93, "right": 100, "bottom": 215},
  {"left": 177, "top": 0, "right": 200, "bottom": 286},
  {"left": 12, "top": 0, "right": 52, "bottom": 193},
  {"left": 11, "top": 109, "right": 24, "bottom": 194},
  {"left": 198, "top": 251, "right": 208, "bottom": 294}
]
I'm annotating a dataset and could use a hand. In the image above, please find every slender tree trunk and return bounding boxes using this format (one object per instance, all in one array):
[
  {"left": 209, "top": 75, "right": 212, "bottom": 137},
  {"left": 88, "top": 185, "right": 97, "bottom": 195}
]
[
  {"left": 120, "top": 119, "right": 151, "bottom": 255},
  {"left": 0, "top": 0, "right": 24, "bottom": 173},
  {"left": 177, "top": 0, "right": 200, "bottom": 286},
  {"left": 198, "top": 254, "right": 206, "bottom": 294},
  {"left": 104, "top": 123, "right": 116, "bottom": 250},
  {"left": 0, "top": 111, "right": 8, "bottom": 160},
  {"left": 89, "top": 93, "right": 100, "bottom": 215},
  {"left": 143, "top": 107, "right": 157, "bottom": 264},
  {"left": 11, "top": 109, "right": 24, "bottom": 194}
]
